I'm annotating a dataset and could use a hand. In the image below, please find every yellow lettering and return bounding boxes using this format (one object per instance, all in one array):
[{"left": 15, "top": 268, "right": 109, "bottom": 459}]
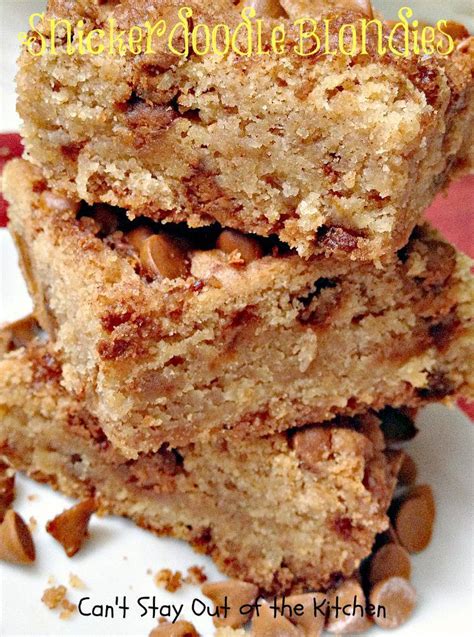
[
  {"left": 211, "top": 24, "right": 231, "bottom": 56},
  {"left": 231, "top": 7, "right": 254, "bottom": 57},
  {"left": 192, "top": 23, "right": 211, "bottom": 56},
  {"left": 168, "top": 7, "right": 192, "bottom": 57},
  {"left": 435, "top": 20, "right": 455, "bottom": 55},
  {"left": 338, "top": 23, "right": 358, "bottom": 56},
  {"left": 19, "top": 13, "right": 47, "bottom": 57},
  {"left": 127, "top": 26, "right": 143, "bottom": 55},
  {"left": 144, "top": 19, "right": 166, "bottom": 54},
  {"left": 50, "top": 18, "right": 74, "bottom": 55},
  {"left": 359, "top": 18, "right": 386, "bottom": 55},
  {"left": 294, "top": 18, "right": 320, "bottom": 57},
  {"left": 271, "top": 24, "right": 286, "bottom": 54},
  {"left": 387, "top": 7, "right": 412, "bottom": 58}
]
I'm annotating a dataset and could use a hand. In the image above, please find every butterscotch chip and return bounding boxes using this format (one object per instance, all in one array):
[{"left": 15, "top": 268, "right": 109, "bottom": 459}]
[
  {"left": 0, "top": 510, "right": 36, "bottom": 564},
  {"left": 378, "top": 523, "right": 401, "bottom": 547},
  {"left": 46, "top": 498, "right": 97, "bottom": 557},
  {"left": 326, "top": 578, "right": 372, "bottom": 634},
  {"left": 127, "top": 226, "right": 154, "bottom": 251},
  {"left": 458, "top": 37, "right": 472, "bottom": 53},
  {"left": 394, "top": 486, "right": 435, "bottom": 553},
  {"left": 352, "top": 0, "right": 373, "bottom": 17},
  {"left": 409, "top": 484, "right": 436, "bottom": 517},
  {"left": 149, "top": 621, "right": 198, "bottom": 637},
  {"left": 140, "top": 234, "right": 190, "bottom": 280},
  {"left": 369, "top": 543, "right": 412, "bottom": 586},
  {"left": 40, "top": 190, "right": 80, "bottom": 214},
  {"left": 442, "top": 21, "right": 470, "bottom": 40},
  {"left": 281, "top": 0, "right": 371, "bottom": 19},
  {"left": 216, "top": 230, "right": 263, "bottom": 265},
  {"left": 252, "top": 602, "right": 301, "bottom": 637},
  {"left": 397, "top": 453, "right": 417, "bottom": 486},
  {"left": 236, "top": 0, "right": 286, "bottom": 19},
  {"left": 0, "top": 316, "right": 39, "bottom": 353},
  {"left": 370, "top": 576, "right": 416, "bottom": 629},
  {"left": 93, "top": 204, "right": 120, "bottom": 236},
  {"left": 279, "top": 593, "right": 325, "bottom": 636},
  {"left": 0, "top": 469, "right": 15, "bottom": 521},
  {"left": 202, "top": 579, "right": 259, "bottom": 628},
  {"left": 292, "top": 427, "right": 331, "bottom": 472}
]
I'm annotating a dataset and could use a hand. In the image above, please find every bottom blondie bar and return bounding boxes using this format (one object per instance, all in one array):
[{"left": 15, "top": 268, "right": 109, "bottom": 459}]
[{"left": 0, "top": 324, "right": 400, "bottom": 594}]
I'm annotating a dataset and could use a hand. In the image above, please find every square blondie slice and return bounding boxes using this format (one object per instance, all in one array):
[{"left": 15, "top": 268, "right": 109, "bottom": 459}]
[
  {"left": 4, "top": 159, "right": 473, "bottom": 456},
  {"left": 0, "top": 326, "right": 400, "bottom": 594},
  {"left": 17, "top": 1, "right": 474, "bottom": 259}
]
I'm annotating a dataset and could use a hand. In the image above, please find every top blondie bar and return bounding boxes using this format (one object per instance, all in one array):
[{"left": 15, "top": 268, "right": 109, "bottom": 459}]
[{"left": 17, "top": 0, "right": 474, "bottom": 259}]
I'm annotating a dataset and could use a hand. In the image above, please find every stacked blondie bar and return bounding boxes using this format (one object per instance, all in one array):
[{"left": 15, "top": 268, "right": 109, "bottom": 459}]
[{"left": 1, "top": 0, "right": 474, "bottom": 632}]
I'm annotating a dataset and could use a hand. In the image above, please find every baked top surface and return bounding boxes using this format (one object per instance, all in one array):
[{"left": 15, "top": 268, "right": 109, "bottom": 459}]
[{"left": 15, "top": 1, "right": 474, "bottom": 258}]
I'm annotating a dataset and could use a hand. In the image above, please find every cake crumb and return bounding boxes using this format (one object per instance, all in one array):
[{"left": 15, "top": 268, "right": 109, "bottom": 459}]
[
  {"left": 47, "top": 575, "right": 56, "bottom": 585},
  {"left": 42, "top": 585, "right": 67, "bottom": 610},
  {"left": 59, "top": 599, "right": 77, "bottom": 620},
  {"left": 42, "top": 583, "right": 77, "bottom": 619},
  {"left": 69, "top": 573, "right": 86, "bottom": 589},
  {"left": 185, "top": 565, "right": 207, "bottom": 585},
  {"left": 28, "top": 516, "right": 37, "bottom": 531},
  {"left": 154, "top": 568, "right": 183, "bottom": 592},
  {"left": 27, "top": 494, "right": 38, "bottom": 501}
]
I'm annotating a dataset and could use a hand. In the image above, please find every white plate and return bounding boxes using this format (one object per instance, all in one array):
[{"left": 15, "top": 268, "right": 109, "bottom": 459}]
[{"left": 0, "top": 229, "right": 473, "bottom": 636}]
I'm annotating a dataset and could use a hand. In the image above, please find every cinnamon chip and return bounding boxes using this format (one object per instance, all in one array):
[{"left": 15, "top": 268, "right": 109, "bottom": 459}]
[
  {"left": 140, "top": 234, "right": 190, "bottom": 280},
  {"left": 46, "top": 498, "right": 97, "bottom": 557},
  {"left": 369, "top": 543, "right": 412, "bottom": 586},
  {"left": 0, "top": 509, "right": 36, "bottom": 564},
  {"left": 252, "top": 602, "right": 301, "bottom": 637},
  {"left": 326, "top": 578, "right": 372, "bottom": 634},
  {"left": 202, "top": 579, "right": 259, "bottom": 628},
  {"left": 394, "top": 485, "right": 435, "bottom": 553},
  {"left": 216, "top": 230, "right": 263, "bottom": 265},
  {"left": 149, "top": 620, "right": 198, "bottom": 637},
  {"left": 370, "top": 576, "right": 417, "bottom": 629}
]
